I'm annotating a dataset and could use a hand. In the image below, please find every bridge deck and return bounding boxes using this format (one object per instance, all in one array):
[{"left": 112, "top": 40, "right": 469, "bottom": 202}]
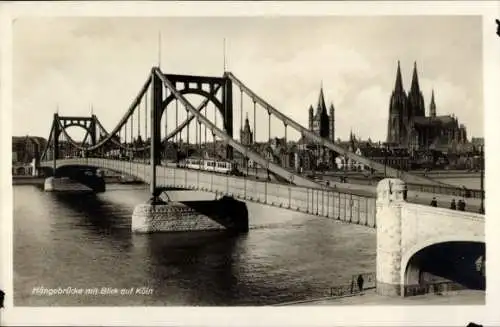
[{"left": 41, "top": 158, "right": 379, "bottom": 228}]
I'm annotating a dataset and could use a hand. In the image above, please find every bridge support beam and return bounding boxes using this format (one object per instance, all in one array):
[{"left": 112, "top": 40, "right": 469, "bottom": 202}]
[{"left": 376, "top": 178, "right": 407, "bottom": 297}]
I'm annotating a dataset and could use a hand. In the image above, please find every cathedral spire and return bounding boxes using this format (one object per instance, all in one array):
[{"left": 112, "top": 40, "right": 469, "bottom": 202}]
[
  {"left": 429, "top": 89, "right": 436, "bottom": 117},
  {"left": 394, "top": 60, "right": 404, "bottom": 92},
  {"left": 410, "top": 61, "right": 421, "bottom": 93}
]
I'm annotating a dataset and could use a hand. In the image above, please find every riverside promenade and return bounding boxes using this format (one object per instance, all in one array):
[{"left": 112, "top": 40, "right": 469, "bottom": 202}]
[
  {"left": 280, "top": 289, "right": 485, "bottom": 306},
  {"left": 244, "top": 168, "right": 483, "bottom": 212}
]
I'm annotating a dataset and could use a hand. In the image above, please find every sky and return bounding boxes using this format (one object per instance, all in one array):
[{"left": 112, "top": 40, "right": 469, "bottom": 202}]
[{"left": 12, "top": 16, "right": 483, "bottom": 143}]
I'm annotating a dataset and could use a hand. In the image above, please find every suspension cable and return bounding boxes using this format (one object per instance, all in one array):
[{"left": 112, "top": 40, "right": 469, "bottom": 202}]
[
  {"left": 175, "top": 99, "right": 179, "bottom": 144},
  {"left": 186, "top": 106, "right": 190, "bottom": 153},
  {"left": 268, "top": 110, "right": 271, "bottom": 143},
  {"left": 138, "top": 98, "right": 141, "bottom": 140},
  {"left": 124, "top": 120, "right": 128, "bottom": 150},
  {"left": 240, "top": 89, "right": 243, "bottom": 133},
  {"left": 213, "top": 103, "right": 217, "bottom": 160},
  {"left": 253, "top": 99, "right": 256, "bottom": 144},
  {"left": 204, "top": 106, "right": 207, "bottom": 154},
  {"left": 145, "top": 89, "right": 148, "bottom": 145},
  {"left": 167, "top": 96, "right": 171, "bottom": 160},
  {"left": 198, "top": 119, "right": 202, "bottom": 162},
  {"left": 131, "top": 108, "right": 134, "bottom": 151}
]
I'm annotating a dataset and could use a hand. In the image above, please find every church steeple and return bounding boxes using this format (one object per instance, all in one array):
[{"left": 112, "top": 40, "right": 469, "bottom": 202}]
[
  {"left": 387, "top": 60, "right": 408, "bottom": 145},
  {"left": 244, "top": 112, "right": 250, "bottom": 127},
  {"left": 410, "top": 61, "right": 421, "bottom": 93},
  {"left": 407, "top": 61, "right": 425, "bottom": 117},
  {"left": 429, "top": 89, "right": 436, "bottom": 117},
  {"left": 394, "top": 60, "right": 404, "bottom": 92},
  {"left": 317, "top": 86, "right": 327, "bottom": 114}
]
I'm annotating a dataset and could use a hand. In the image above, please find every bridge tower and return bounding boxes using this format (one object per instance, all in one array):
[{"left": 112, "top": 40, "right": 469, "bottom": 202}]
[
  {"left": 150, "top": 68, "right": 164, "bottom": 203},
  {"left": 89, "top": 114, "right": 98, "bottom": 146},
  {"left": 52, "top": 113, "right": 60, "bottom": 175},
  {"left": 223, "top": 75, "right": 233, "bottom": 160}
]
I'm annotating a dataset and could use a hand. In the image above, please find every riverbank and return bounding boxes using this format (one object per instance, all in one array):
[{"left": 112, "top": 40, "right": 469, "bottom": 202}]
[
  {"left": 12, "top": 176, "right": 45, "bottom": 185},
  {"left": 280, "top": 288, "right": 485, "bottom": 306}
]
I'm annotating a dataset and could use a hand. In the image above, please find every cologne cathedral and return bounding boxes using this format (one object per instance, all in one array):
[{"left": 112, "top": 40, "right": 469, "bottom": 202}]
[{"left": 387, "top": 61, "right": 468, "bottom": 150}]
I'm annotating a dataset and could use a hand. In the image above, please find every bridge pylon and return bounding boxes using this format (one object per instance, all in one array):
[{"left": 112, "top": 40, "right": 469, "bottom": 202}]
[
  {"left": 149, "top": 68, "right": 166, "bottom": 204},
  {"left": 223, "top": 75, "right": 233, "bottom": 160}
]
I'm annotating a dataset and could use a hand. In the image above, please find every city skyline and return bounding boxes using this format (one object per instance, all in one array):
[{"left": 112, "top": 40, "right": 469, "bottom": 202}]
[{"left": 12, "top": 16, "right": 483, "bottom": 143}]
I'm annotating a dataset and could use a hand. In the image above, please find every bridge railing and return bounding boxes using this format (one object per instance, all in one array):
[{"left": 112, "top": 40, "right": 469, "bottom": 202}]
[
  {"left": 406, "top": 182, "right": 483, "bottom": 199},
  {"left": 42, "top": 158, "right": 378, "bottom": 228},
  {"left": 403, "top": 281, "right": 469, "bottom": 297},
  {"left": 328, "top": 272, "right": 376, "bottom": 297}
]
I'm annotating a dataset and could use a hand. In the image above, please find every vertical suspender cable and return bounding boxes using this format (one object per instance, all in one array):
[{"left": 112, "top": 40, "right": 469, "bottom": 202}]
[
  {"left": 240, "top": 89, "right": 243, "bottom": 134},
  {"left": 213, "top": 103, "right": 217, "bottom": 161},
  {"left": 253, "top": 99, "right": 257, "bottom": 176},
  {"left": 186, "top": 106, "right": 190, "bottom": 152},
  {"left": 175, "top": 99, "right": 179, "bottom": 144},
  {"left": 253, "top": 100, "right": 256, "bottom": 144}
]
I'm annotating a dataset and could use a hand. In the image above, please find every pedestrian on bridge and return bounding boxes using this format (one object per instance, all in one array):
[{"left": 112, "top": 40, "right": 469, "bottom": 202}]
[
  {"left": 357, "top": 274, "right": 364, "bottom": 292},
  {"left": 430, "top": 197, "right": 437, "bottom": 207},
  {"left": 458, "top": 199, "right": 466, "bottom": 211},
  {"left": 450, "top": 199, "right": 457, "bottom": 210}
]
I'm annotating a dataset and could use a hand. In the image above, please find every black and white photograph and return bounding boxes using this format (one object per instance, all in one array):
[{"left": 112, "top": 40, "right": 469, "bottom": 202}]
[{"left": 1, "top": 1, "right": 499, "bottom": 326}]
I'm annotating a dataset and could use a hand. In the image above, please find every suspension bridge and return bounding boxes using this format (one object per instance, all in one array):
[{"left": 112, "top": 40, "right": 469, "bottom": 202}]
[
  {"left": 34, "top": 67, "right": 485, "bottom": 296},
  {"left": 38, "top": 67, "right": 446, "bottom": 183}
]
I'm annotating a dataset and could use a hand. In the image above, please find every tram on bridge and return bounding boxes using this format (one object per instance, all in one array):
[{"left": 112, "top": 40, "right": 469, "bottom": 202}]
[{"left": 178, "top": 157, "right": 241, "bottom": 175}]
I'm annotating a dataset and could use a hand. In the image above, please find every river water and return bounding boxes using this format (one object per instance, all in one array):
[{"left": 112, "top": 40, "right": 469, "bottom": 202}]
[{"left": 13, "top": 184, "right": 376, "bottom": 306}]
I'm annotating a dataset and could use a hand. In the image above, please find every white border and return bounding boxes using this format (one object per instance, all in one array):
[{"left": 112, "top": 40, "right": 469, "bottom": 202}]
[{"left": 1, "top": 1, "right": 499, "bottom": 326}]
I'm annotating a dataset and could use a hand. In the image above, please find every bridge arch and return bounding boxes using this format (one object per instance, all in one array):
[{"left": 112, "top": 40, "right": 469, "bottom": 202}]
[
  {"left": 161, "top": 88, "right": 227, "bottom": 131},
  {"left": 56, "top": 123, "right": 93, "bottom": 143},
  {"left": 401, "top": 235, "right": 485, "bottom": 291}
]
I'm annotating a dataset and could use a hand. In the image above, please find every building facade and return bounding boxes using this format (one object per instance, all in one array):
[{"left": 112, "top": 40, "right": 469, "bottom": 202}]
[
  {"left": 387, "top": 61, "right": 468, "bottom": 151},
  {"left": 12, "top": 136, "right": 47, "bottom": 164}
]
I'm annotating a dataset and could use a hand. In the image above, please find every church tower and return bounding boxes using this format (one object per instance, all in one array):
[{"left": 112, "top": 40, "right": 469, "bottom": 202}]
[
  {"left": 387, "top": 60, "right": 407, "bottom": 144},
  {"left": 429, "top": 89, "right": 436, "bottom": 117},
  {"left": 317, "top": 87, "right": 330, "bottom": 138},
  {"left": 240, "top": 113, "right": 253, "bottom": 146},
  {"left": 407, "top": 62, "right": 426, "bottom": 118},
  {"left": 329, "top": 103, "right": 335, "bottom": 142},
  {"left": 308, "top": 105, "right": 314, "bottom": 130}
]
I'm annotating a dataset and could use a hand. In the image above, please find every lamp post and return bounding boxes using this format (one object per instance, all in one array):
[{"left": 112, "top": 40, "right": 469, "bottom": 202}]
[{"left": 479, "top": 144, "right": 485, "bottom": 214}]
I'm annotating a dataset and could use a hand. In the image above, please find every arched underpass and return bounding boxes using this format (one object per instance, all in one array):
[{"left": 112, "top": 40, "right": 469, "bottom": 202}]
[{"left": 404, "top": 241, "right": 485, "bottom": 295}]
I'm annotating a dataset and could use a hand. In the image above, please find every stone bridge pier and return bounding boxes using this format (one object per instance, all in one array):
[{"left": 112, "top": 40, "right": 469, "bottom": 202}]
[{"left": 376, "top": 178, "right": 485, "bottom": 297}]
